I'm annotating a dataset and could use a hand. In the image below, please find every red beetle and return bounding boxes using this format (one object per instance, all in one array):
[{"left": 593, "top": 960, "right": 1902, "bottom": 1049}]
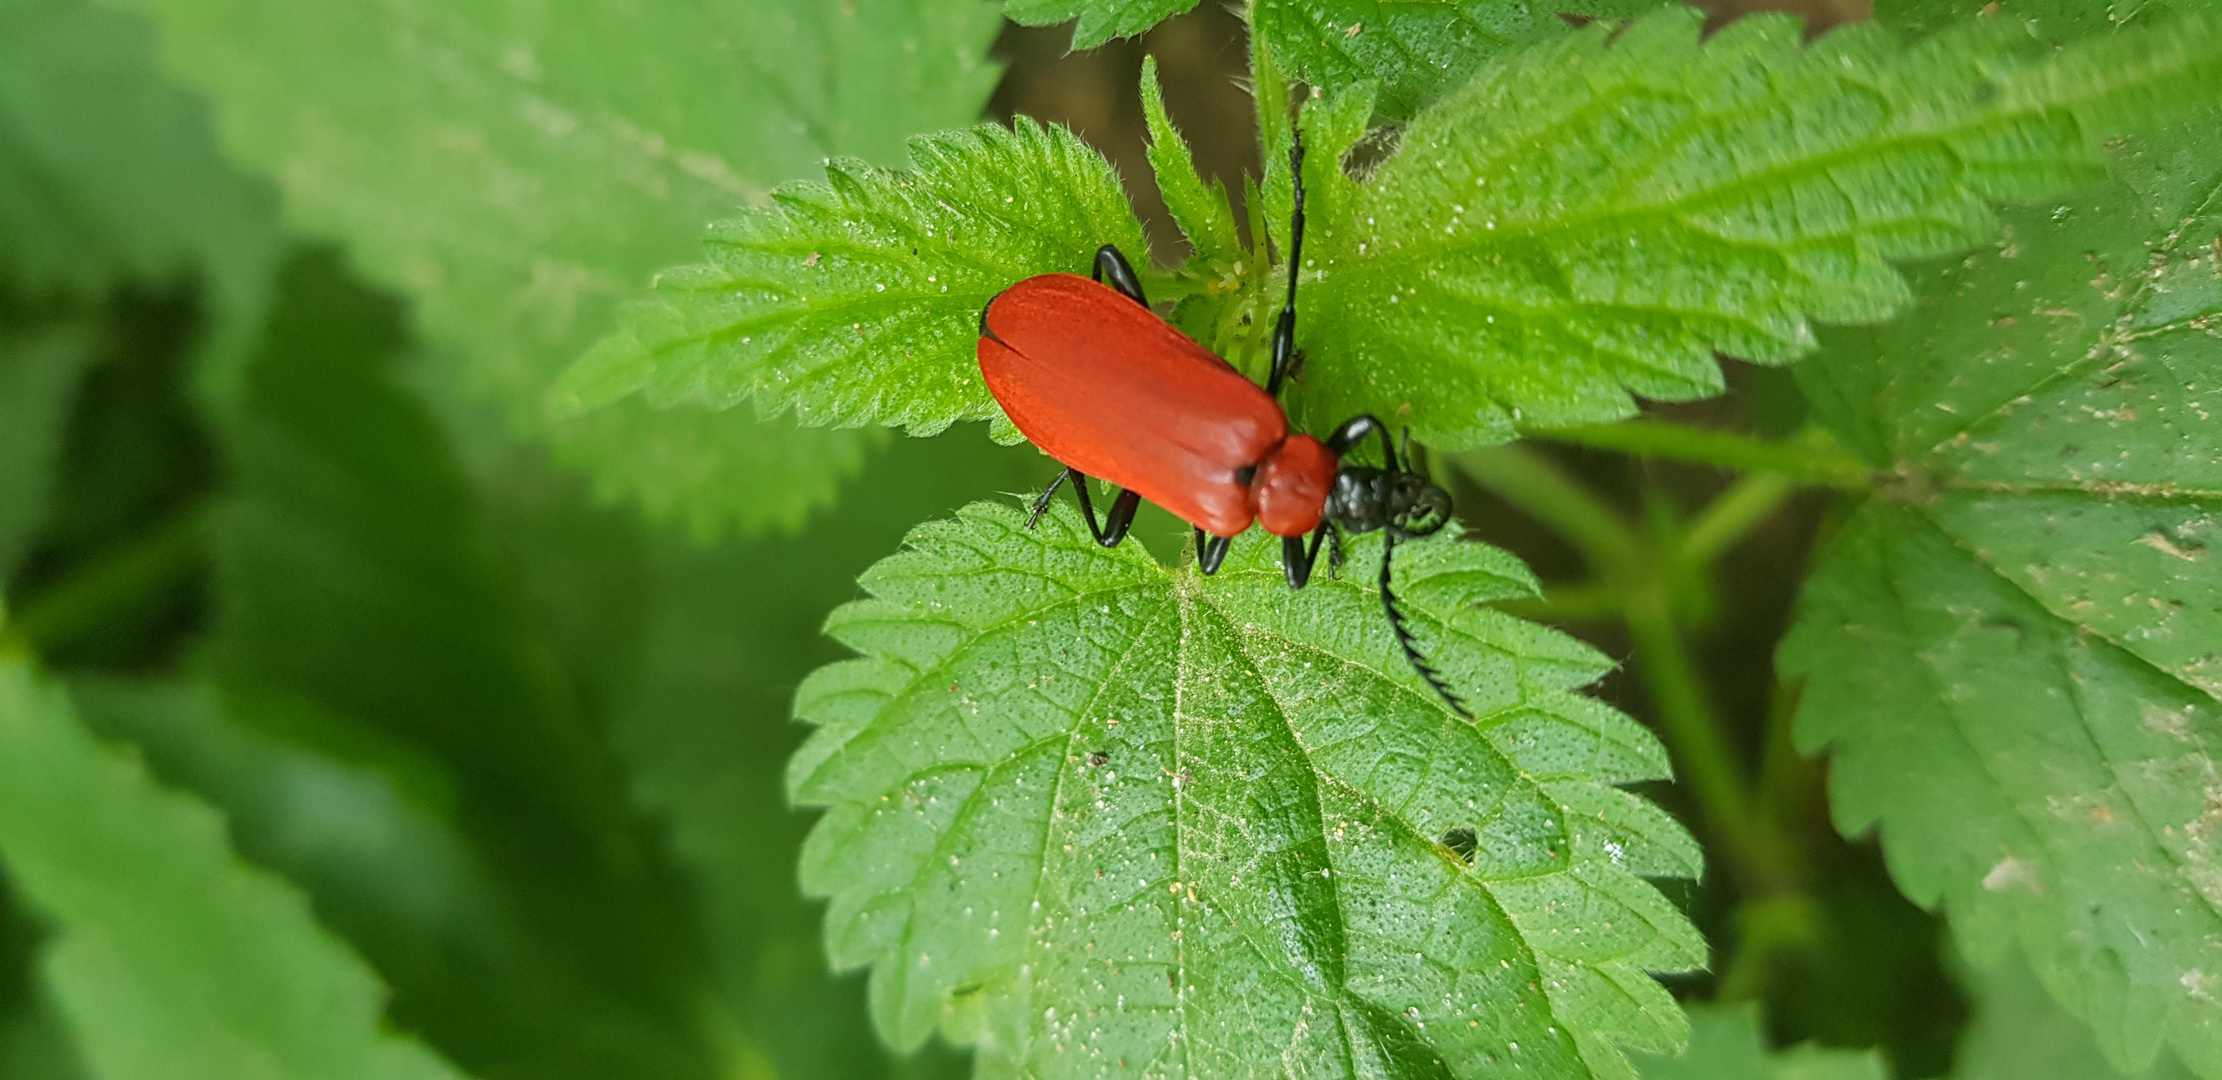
[{"left": 976, "top": 141, "right": 1466, "bottom": 715}]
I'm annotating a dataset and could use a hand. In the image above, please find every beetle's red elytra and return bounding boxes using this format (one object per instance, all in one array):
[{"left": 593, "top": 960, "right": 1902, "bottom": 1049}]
[
  {"left": 975, "top": 136, "right": 1469, "bottom": 717},
  {"left": 979, "top": 273, "right": 1337, "bottom": 539}
]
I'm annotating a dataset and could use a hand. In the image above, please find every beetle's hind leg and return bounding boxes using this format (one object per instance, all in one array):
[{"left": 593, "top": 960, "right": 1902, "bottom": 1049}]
[
  {"left": 1033, "top": 468, "right": 1141, "bottom": 548},
  {"left": 1194, "top": 528, "right": 1233, "bottom": 575},
  {"left": 1092, "top": 245, "right": 1149, "bottom": 308}
]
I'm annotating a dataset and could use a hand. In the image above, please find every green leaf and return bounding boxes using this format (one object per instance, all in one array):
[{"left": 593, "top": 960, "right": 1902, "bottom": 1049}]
[
  {"left": 64, "top": 677, "right": 578, "bottom": 1067},
  {"left": 0, "top": 653, "right": 467, "bottom": 1080},
  {"left": 0, "top": 328, "right": 94, "bottom": 585},
  {"left": 1002, "top": 0, "right": 1194, "bottom": 50},
  {"left": 1141, "top": 56, "right": 1239, "bottom": 268},
  {"left": 1958, "top": 952, "right": 2198, "bottom": 1080},
  {"left": 569, "top": 432, "right": 1046, "bottom": 1080},
  {"left": 1251, "top": 0, "right": 1676, "bottom": 120},
  {"left": 789, "top": 502, "right": 1702, "bottom": 1078},
  {"left": 119, "top": 0, "right": 1003, "bottom": 537},
  {"left": 0, "top": 992, "right": 89, "bottom": 1080},
  {"left": 1630, "top": 1006, "right": 1885, "bottom": 1080},
  {"left": 1285, "top": 6, "right": 2222, "bottom": 450},
  {"left": 558, "top": 120, "right": 1148, "bottom": 443},
  {"left": 0, "top": 0, "right": 275, "bottom": 291},
  {"left": 0, "top": 0, "right": 280, "bottom": 390},
  {"left": 1780, "top": 83, "right": 2222, "bottom": 1077},
  {"left": 208, "top": 251, "right": 722, "bottom": 1080}
]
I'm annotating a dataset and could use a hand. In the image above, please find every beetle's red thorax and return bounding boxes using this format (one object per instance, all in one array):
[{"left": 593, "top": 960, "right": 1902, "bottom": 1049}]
[
  {"left": 979, "top": 273, "right": 1287, "bottom": 537},
  {"left": 1251, "top": 435, "right": 1334, "bottom": 537}
]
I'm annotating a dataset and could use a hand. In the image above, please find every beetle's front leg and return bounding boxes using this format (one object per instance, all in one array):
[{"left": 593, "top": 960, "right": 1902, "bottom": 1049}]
[
  {"left": 1194, "top": 528, "right": 1233, "bottom": 575},
  {"left": 1282, "top": 521, "right": 1335, "bottom": 589}
]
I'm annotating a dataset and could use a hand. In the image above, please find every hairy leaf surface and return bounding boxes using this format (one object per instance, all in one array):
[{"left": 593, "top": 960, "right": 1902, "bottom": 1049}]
[
  {"left": 558, "top": 121, "right": 1147, "bottom": 443},
  {"left": 1141, "top": 56, "right": 1239, "bottom": 269},
  {"left": 0, "top": 656, "right": 466, "bottom": 1080},
  {"left": 1631, "top": 1006, "right": 1885, "bottom": 1080},
  {"left": 790, "top": 503, "right": 1702, "bottom": 1078},
  {"left": 1779, "top": 60, "right": 2222, "bottom": 1077},
  {"left": 1287, "top": 7, "right": 2222, "bottom": 449},
  {"left": 121, "top": 0, "right": 1001, "bottom": 535},
  {"left": 1252, "top": 0, "right": 1675, "bottom": 119}
]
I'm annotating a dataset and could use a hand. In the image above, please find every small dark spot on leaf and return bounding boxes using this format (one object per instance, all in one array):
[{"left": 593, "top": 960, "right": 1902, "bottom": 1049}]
[
  {"left": 1440, "top": 826, "right": 1478, "bottom": 863},
  {"left": 1087, "top": 750, "right": 1109, "bottom": 768}
]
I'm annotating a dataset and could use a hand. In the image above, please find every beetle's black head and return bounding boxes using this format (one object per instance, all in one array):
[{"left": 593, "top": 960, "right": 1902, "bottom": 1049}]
[
  {"left": 1325, "top": 468, "right": 1455, "bottom": 538},
  {"left": 1390, "top": 473, "right": 1453, "bottom": 537}
]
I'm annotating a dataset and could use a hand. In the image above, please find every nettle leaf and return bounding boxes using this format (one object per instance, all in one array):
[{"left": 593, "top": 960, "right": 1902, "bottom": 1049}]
[
  {"left": 0, "top": 0, "right": 280, "bottom": 385},
  {"left": 1630, "top": 1007, "right": 1885, "bottom": 1080},
  {"left": 1141, "top": 56, "right": 1239, "bottom": 269},
  {"left": 1002, "top": 0, "right": 1193, "bottom": 51},
  {"left": 1958, "top": 953, "right": 2198, "bottom": 1080},
  {"left": 1286, "top": 6, "right": 2222, "bottom": 450},
  {"left": 491, "top": 431, "right": 1047, "bottom": 1080},
  {"left": 1252, "top": 0, "right": 1676, "bottom": 120},
  {"left": 789, "top": 503, "right": 1702, "bottom": 1078},
  {"left": 121, "top": 0, "right": 1001, "bottom": 537},
  {"left": 0, "top": 656, "right": 467, "bottom": 1080},
  {"left": 558, "top": 120, "right": 1148, "bottom": 443},
  {"left": 1779, "top": 89, "right": 2222, "bottom": 1079},
  {"left": 210, "top": 252, "right": 723, "bottom": 1080}
]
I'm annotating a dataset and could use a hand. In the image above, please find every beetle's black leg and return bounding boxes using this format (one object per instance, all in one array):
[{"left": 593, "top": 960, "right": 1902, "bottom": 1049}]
[
  {"left": 1282, "top": 520, "right": 1335, "bottom": 589},
  {"left": 1323, "top": 414, "right": 1397, "bottom": 470},
  {"left": 1092, "top": 245, "right": 1149, "bottom": 308},
  {"left": 1327, "top": 526, "right": 1345, "bottom": 580},
  {"left": 1065, "top": 473, "right": 1142, "bottom": 548},
  {"left": 1027, "top": 468, "right": 1074, "bottom": 528},
  {"left": 1194, "top": 528, "right": 1233, "bottom": 575},
  {"left": 1267, "top": 135, "right": 1307, "bottom": 400}
]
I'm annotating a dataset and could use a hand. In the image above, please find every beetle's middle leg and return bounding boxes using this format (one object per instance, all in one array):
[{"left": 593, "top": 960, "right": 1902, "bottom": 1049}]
[{"left": 1033, "top": 468, "right": 1141, "bottom": 547}]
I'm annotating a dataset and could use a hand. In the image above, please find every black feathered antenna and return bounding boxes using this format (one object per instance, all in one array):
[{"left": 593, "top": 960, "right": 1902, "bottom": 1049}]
[{"left": 1379, "top": 530, "right": 1471, "bottom": 718}]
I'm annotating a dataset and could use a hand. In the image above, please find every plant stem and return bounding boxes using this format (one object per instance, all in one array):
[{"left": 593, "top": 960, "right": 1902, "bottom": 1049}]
[
  {"left": 1623, "top": 588, "right": 1803, "bottom": 895},
  {"left": 1456, "top": 442, "right": 1807, "bottom": 894},
  {"left": 1455, "top": 445, "right": 1642, "bottom": 576},
  {"left": 1529, "top": 420, "right": 1873, "bottom": 490},
  {"left": 1679, "top": 472, "right": 1796, "bottom": 566},
  {"left": 3, "top": 506, "right": 206, "bottom": 654},
  {"left": 1491, "top": 581, "right": 1624, "bottom": 623}
]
